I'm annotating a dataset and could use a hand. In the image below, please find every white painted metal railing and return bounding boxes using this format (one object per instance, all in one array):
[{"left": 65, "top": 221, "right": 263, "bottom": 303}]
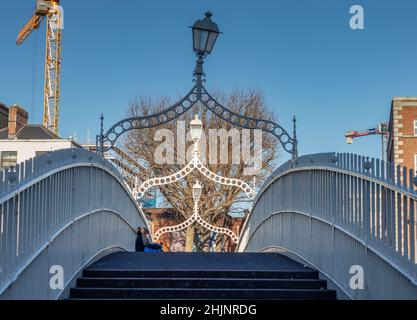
[
  {"left": 239, "top": 153, "right": 417, "bottom": 299},
  {"left": 0, "top": 148, "right": 149, "bottom": 299}
]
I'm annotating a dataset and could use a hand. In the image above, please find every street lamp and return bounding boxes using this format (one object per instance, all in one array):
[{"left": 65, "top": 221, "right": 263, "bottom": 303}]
[
  {"left": 190, "top": 115, "right": 203, "bottom": 143},
  {"left": 190, "top": 114, "right": 203, "bottom": 155},
  {"left": 191, "top": 11, "right": 221, "bottom": 57},
  {"left": 99, "top": 12, "right": 298, "bottom": 165},
  {"left": 192, "top": 12, "right": 221, "bottom": 80},
  {"left": 192, "top": 181, "right": 202, "bottom": 201}
]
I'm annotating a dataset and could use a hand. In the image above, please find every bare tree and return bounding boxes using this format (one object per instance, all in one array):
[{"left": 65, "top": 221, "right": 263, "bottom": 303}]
[{"left": 119, "top": 89, "right": 279, "bottom": 251}]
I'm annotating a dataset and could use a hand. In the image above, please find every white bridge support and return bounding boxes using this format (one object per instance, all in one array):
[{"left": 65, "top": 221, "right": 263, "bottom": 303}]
[
  {"left": 0, "top": 149, "right": 149, "bottom": 300},
  {"left": 238, "top": 153, "right": 417, "bottom": 299}
]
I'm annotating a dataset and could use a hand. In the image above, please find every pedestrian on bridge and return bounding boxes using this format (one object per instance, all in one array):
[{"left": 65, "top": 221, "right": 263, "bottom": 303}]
[
  {"left": 135, "top": 227, "right": 163, "bottom": 252},
  {"left": 135, "top": 227, "right": 145, "bottom": 252}
]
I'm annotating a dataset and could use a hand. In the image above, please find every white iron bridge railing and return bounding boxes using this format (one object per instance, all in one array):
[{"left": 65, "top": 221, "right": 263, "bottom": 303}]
[
  {"left": 0, "top": 148, "right": 149, "bottom": 300},
  {"left": 239, "top": 152, "right": 417, "bottom": 299}
]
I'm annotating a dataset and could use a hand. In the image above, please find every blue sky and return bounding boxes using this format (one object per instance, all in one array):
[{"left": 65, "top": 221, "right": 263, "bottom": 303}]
[{"left": 1, "top": 0, "right": 417, "bottom": 163}]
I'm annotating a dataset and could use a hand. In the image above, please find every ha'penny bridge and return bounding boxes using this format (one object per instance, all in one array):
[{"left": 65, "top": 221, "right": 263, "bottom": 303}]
[{"left": 0, "top": 12, "right": 416, "bottom": 300}]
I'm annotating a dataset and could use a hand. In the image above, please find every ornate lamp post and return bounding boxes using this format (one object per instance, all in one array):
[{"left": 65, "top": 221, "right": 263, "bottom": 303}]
[
  {"left": 190, "top": 114, "right": 203, "bottom": 154},
  {"left": 191, "top": 11, "right": 221, "bottom": 90},
  {"left": 192, "top": 12, "right": 220, "bottom": 56},
  {"left": 192, "top": 181, "right": 202, "bottom": 201},
  {"left": 96, "top": 12, "right": 299, "bottom": 248},
  {"left": 97, "top": 12, "right": 298, "bottom": 164},
  {"left": 190, "top": 115, "right": 203, "bottom": 143}
]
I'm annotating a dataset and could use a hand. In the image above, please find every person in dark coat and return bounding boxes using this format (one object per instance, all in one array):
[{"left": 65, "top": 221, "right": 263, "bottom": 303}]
[
  {"left": 136, "top": 227, "right": 163, "bottom": 252},
  {"left": 135, "top": 227, "right": 145, "bottom": 252},
  {"left": 142, "top": 228, "right": 151, "bottom": 247},
  {"left": 142, "top": 228, "right": 163, "bottom": 252}
]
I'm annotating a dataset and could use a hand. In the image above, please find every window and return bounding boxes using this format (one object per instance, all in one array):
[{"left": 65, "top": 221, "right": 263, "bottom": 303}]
[
  {"left": 414, "top": 120, "right": 417, "bottom": 136},
  {"left": 1, "top": 151, "right": 17, "bottom": 169}
]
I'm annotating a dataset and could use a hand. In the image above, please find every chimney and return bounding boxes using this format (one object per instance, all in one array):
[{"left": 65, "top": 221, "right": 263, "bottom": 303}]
[{"left": 8, "top": 104, "right": 28, "bottom": 138}]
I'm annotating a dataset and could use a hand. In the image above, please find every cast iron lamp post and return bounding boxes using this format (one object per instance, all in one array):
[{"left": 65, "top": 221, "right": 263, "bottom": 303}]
[
  {"left": 190, "top": 114, "right": 203, "bottom": 155},
  {"left": 97, "top": 12, "right": 298, "bottom": 164},
  {"left": 192, "top": 11, "right": 220, "bottom": 56},
  {"left": 191, "top": 11, "right": 221, "bottom": 89},
  {"left": 192, "top": 181, "right": 202, "bottom": 201}
]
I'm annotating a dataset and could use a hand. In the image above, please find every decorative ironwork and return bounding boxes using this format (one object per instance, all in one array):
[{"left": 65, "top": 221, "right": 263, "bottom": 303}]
[
  {"left": 95, "top": 13, "right": 299, "bottom": 244},
  {"left": 98, "top": 85, "right": 199, "bottom": 153},
  {"left": 136, "top": 155, "right": 256, "bottom": 200},
  {"left": 199, "top": 85, "right": 297, "bottom": 157},
  {"left": 97, "top": 75, "right": 298, "bottom": 160},
  {"left": 153, "top": 198, "right": 240, "bottom": 244},
  {"left": 137, "top": 132, "right": 255, "bottom": 244},
  {"left": 97, "top": 29, "right": 298, "bottom": 161}
]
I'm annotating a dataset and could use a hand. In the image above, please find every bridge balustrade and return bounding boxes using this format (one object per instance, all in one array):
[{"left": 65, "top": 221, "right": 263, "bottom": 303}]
[
  {"left": 239, "top": 153, "right": 417, "bottom": 299},
  {"left": 0, "top": 148, "right": 148, "bottom": 299}
]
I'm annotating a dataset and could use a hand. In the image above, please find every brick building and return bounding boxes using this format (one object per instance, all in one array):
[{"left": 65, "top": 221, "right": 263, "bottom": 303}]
[
  {"left": 144, "top": 208, "right": 185, "bottom": 252},
  {"left": 387, "top": 97, "right": 417, "bottom": 171},
  {"left": 224, "top": 216, "right": 245, "bottom": 252}
]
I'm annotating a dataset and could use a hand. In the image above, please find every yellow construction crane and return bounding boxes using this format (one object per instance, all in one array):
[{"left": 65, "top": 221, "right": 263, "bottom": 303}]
[{"left": 16, "top": 0, "right": 63, "bottom": 134}]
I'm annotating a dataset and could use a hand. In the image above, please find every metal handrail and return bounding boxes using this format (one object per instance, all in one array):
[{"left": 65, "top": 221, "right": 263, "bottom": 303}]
[
  {"left": 239, "top": 152, "right": 417, "bottom": 299},
  {"left": 0, "top": 148, "right": 149, "bottom": 299}
]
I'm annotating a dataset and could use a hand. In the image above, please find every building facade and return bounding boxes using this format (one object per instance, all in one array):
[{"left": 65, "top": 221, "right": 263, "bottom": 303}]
[
  {"left": 0, "top": 104, "right": 79, "bottom": 169},
  {"left": 144, "top": 208, "right": 185, "bottom": 252},
  {"left": 387, "top": 97, "right": 417, "bottom": 172}
]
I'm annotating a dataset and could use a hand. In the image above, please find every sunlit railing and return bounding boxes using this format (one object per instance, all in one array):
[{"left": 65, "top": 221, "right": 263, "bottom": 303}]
[
  {"left": 239, "top": 153, "right": 417, "bottom": 299},
  {"left": 0, "top": 148, "right": 148, "bottom": 299}
]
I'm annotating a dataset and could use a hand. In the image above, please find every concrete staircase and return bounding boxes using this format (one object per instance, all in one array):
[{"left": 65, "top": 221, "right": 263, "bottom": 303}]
[{"left": 69, "top": 252, "right": 336, "bottom": 300}]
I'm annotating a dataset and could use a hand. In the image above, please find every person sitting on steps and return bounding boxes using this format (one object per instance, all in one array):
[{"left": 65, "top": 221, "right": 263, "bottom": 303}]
[
  {"left": 135, "top": 227, "right": 163, "bottom": 252},
  {"left": 135, "top": 227, "right": 145, "bottom": 252}
]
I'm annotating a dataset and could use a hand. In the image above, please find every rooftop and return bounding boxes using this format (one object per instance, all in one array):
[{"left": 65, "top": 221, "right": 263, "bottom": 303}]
[{"left": 0, "top": 124, "right": 61, "bottom": 140}]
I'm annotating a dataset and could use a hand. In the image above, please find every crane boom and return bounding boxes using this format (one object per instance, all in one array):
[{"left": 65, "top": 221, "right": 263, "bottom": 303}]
[
  {"left": 16, "top": 0, "right": 62, "bottom": 135},
  {"left": 345, "top": 123, "right": 388, "bottom": 144},
  {"left": 345, "top": 123, "right": 389, "bottom": 160},
  {"left": 16, "top": 15, "right": 45, "bottom": 45}
]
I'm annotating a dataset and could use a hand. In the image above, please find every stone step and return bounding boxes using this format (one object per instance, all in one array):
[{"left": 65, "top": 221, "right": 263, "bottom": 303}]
[
  {"left": 82, "top": 269, "right": 319, "bottom": 280},
  {"left": 68, "top": 252, "right": 337, "bottom": 300},
  {"left": 70, "top": 287, "right": 337, "bottom": 300},
  {"left": 77, "top": 277, "right": 328, "bottom": 289}
]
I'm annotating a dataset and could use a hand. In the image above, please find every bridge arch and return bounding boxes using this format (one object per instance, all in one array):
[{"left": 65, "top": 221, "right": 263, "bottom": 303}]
[
  {"left": 238, "top": 153, "right": 417, "bottom": 299},
  {"left": 0, "top": 148, "right": 149, "bottom": 300}
]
